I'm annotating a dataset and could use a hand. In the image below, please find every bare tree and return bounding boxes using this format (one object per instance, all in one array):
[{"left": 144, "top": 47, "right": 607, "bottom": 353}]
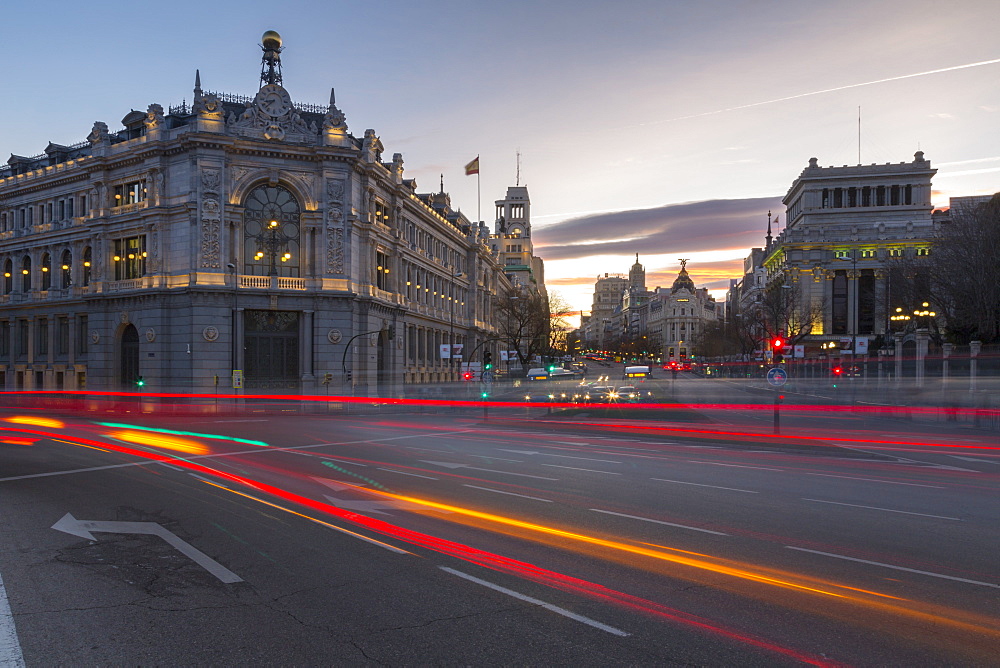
[
  {"left": 495, "top": 289, "right": 550, "bottom": 371},
  {"left": 926, "top": 194, "right": 1000, "bottom": 343}
]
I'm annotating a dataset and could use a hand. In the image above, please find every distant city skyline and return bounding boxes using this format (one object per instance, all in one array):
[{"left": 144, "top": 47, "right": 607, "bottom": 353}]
[{"left": 5, "top": 0, "right": 1000, "bottom": 319}]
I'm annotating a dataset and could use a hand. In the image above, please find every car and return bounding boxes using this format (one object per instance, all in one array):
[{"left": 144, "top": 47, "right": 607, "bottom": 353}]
[
  {"left": 526, "top": 367, "right": 549, "bottom": 380},
  {"left": 617, "top": 385, "right": 640, "bottom": 402}
]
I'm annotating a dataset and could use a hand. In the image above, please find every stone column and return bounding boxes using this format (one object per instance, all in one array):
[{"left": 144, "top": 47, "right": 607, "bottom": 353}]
[
  {"left": 301, "top": 310, "right": 315, "bottom": 382},
  {"left": 969, "top": 340, "right": 981, "bottom": 393},
  {"left": 915, "top": 328, "right": 929, "bottom": 388},
  {"left": 894, "top": 334, "right": 903, "bottom": 387}
]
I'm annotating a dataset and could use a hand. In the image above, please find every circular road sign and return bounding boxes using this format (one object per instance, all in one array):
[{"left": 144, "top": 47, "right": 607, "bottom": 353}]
[{"left": 766, "top": 367, "right": 788, "bottom": 386}]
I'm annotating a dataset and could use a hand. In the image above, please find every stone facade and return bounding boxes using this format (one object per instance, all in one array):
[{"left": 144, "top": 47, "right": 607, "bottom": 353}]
[{"left": 0, "top": 36, "right": 510, "bottom": 394}]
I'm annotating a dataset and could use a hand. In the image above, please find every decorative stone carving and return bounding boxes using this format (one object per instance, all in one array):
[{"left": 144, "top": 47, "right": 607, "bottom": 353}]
[
  {"left": 144, "top": 104, "right": 164, "bottom": 130},
  {"left": 120, "top": 311, "right": 130, "bottom": 324},
  {"left": 327, "top": 328, "right": 342, "bottom": 344},
  {"left": 87, "top": 121, "right": 110, "bottom": 144},
  {"left": 326, "top": 178, "right": 346, "bottom": 274},
  {"left": 362, "top": 129, "right": 383, "bottom": 163},
  {"left": 201, "top": 168, "right": 221, "bottom": 194},
  {"left": 90, "top": 330, "right": 100, "bottom": 344},
  {"left": 202, "top": 326, "right": 220, "bottom": 342},
  {"left": 200, "top": 198, "right": 222, "bottom": 268},
  {"left": 193, "top": 91, "right": 223, "bottom": 118},
  {"left": 228, "top": 83, "right": 316, "bottom": 143},
  {"left": 145, "top": 327, "right": 156, "bottom": 342}
]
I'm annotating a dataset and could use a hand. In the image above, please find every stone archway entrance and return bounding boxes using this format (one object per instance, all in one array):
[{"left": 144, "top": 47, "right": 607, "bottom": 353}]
[{"left": 119, "top": 324, "right": 140, "bottom": 388}]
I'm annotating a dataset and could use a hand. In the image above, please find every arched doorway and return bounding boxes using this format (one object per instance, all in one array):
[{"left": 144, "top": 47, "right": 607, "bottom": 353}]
[{"left": 120, "top": 324, "right": 140, "bottom": 388}]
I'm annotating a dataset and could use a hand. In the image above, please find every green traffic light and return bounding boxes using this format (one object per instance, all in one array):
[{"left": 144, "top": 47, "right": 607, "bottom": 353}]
[
  {"left": 481, "top": 392, "right": 489, "bottom": 398},
  {"left": 485, "top": 363, "right": 493, "bottom": 370}
]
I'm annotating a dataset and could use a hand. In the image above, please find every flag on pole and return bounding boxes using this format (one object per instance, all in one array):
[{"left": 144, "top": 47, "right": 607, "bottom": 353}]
[{"left": 464, "top": 156, "right": 480, "bottom": 175}]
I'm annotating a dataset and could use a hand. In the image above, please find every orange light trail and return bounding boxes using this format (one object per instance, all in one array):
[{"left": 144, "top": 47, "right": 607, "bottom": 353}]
[
  {"left": 104, "top": 429, "right": 209, "bottom": 455},
  {"left": 5, "top": 415, "right": 65, "bottom": 429}
]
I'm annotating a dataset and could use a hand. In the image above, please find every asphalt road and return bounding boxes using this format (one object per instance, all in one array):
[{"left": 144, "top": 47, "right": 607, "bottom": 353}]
[{"left": 1, "top": 400, "right": 997, "bottom": 665}]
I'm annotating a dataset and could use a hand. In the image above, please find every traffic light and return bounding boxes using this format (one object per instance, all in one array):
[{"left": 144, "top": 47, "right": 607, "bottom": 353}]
[
  {"left": 772, "top": 336, "right": 786, "bottom": 363},
  {"left": 832, "top": 365, "right": 843, "bottom": 376},
  {"left": 322, "top": 373, "right": 332, "bottom": 384},
  {"left": 135, "top": 375, "right": 145, "bottom": 388},
  {"left": 462, "top": 371, "right": 474, "bottom": 381},
  {"left": 483, "top": 350, "right": 493, "bottom": 370}
]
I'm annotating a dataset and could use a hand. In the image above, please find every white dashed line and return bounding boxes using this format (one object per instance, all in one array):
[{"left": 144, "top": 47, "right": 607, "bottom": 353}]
[
  {"left": 377, "top": 468, "right": 439, "bottom": 480},
  {"left": 688, "top": 461, "right": 781, "bottom": 471},
  {"left": 652, "top": 478, "right": 758, "bottom": 493},
  {"left": 440, "top": 567, "right": 629, "bottom": 636},
  {"left": 590, "top": 509, "right": 729, "bottom": 535},
  {"left": 786, "top": 547, "right": 999, "bottom": 589},
  {"left": 462, "top": 485, "right": 553, "bottom": 502},
  {"left": 541, "top": 464, "right": 620, "bottom": 475},
  {"left": 802, "top": 499, "right": 962, "bottom": 520}
]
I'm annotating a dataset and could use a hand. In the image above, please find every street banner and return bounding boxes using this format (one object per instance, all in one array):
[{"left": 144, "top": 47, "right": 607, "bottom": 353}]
[
  {"left": 855, "top": 337, "right": 869, "bottom": 355},
  {"left": 500, "top": 350, "right": 509, "bottom": 361},
  {"left": 439, "top": 344, "right": 451, "bottom": 359},
  {"left": 793, "top": 344, "right": 804, "bottom": 358},
  {"left": 452, "top": 343, "right": 464, "bottom": 359}
]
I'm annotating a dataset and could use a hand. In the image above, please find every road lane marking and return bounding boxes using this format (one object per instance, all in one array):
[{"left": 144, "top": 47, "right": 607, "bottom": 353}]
[
  {"left": 785, "top": 547, "right": 1000, "bottom": 589},
  {"left": 420, "top": 461, "right": 559, "bottom": 480},
  {"left": 467, "top": 455, "right": 525, "bottom": 463},
  {"left": 51, "top": 513, "right": 244, "bottom": 583},
  {"left": 800, "top": 472, "right": 943, "bottom": 488},
  {"left": 0, "top": 568, "right": 24, "bottom": 667},
  {"left": 377, "top": 468, "right": 438, "bottom": 480},
  {"left": 439, "top": 567, "right": 629, "bottom": 636},
  {"left": 323, "top": 457, "right": 367, "bottom": 467},
  {"left": 688, "top": 461, "right": 781, "bottom": 471},
  {"left": 462, "top": 485, "right": 553, "bottom": 502},
  {"left": 589, "top": 509, "right": 729, "bottom": 535},
  {"left": 652, "top": 478, "right": 758, "bottom": 493},
  {"left": 541, "top": 464, "right": 620, "bottom": 475},
  {"left": 544, "top": 454, "right": 622, "bottom": 464},
  {"left": 802, "top": 499, "right": 962, "bottom": 520}
]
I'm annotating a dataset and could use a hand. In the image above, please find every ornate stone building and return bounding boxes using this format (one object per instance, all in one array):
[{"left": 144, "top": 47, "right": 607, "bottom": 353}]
[
  {"left": 0, "top": 32, "right": 510, "bottom": 393},
  {"left": 763, "top": 153, "right": 937, "bottom": 351}
]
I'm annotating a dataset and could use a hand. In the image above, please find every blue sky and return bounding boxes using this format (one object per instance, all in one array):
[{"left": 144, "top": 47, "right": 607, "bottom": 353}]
[{"left": 6, "top": 0, "right": 1000, "bottom": 313}]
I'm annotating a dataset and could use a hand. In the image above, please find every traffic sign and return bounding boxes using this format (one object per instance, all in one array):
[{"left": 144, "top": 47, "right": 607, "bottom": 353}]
[
  {"left": 232, "top": 370, "right": 244, "bottom": 389},
  {"left": 766, "top": 367, "right": 787, "bottom": 386}
]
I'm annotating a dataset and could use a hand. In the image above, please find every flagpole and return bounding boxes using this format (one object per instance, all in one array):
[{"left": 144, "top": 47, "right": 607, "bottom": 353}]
[{"left": 477, "top": 169, "right": 481, "bottom": 224}]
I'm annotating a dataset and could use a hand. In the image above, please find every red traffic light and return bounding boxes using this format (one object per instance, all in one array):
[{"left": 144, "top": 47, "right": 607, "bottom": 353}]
[
  {"left": 772, "top": 337, "right": 785, "bottom": 350},
  {"left": 832, "top": 365, "right": 843, "bottom": 375},
  {"left": 462, "top": 372, "right": 473, "bottom": 380}
]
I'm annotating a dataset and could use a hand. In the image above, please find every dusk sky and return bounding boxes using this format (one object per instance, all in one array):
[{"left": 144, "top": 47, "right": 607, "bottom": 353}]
[{"left": 6, "top": 0, "right": 1000, "bottom": 319}]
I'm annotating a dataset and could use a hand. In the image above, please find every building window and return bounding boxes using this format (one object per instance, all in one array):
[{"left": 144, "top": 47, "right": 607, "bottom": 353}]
[
  {"left": 834, "top": 250, "right": 851, "bottom": 259},
  {"left": 860, "top": 249, "right": 876, "bottom": 258},
  {"left": 57, "top": 316, "right": 69, "bottom": 356},
  {"left": 0, "top": 321, "right": 8, "bottom": 360},
  {"left": 20, "top": 256, "right": 31, "bottom": 292},
  {"left": 510, "top": 204, "right": 525, "bottom": 219},
  {"left": 242, "top": 184, "right": 301, "bottom": 278},
  {"left": 60, "top": 250, "right": 72, "bottom": 288},
  {"left": 41, "top": 253, "right": 51, "bottom": 290},
  {"left": 113, "top": 180, "right": 147, "bottom": 207},
  {"left": 375, "top": 250, "right": 389, "bottom": 290},
  {"left": 888, "top": 248, "right": 903, "bottom": 257},
  {"left": 113, "top": 236, "right": 147, "bottom": 280},
  {"left": 3, "top": 260, "right": 11, "bottom": 295},
  {"left": 36, "top": 319, "right": 48, "bottom": 357},
  {"left": 374, "top": 200, "right": 389, "bottom": 226},
  {"left": 916, "top": 248, "right": 930, "bottom": 257},
  {"left": 17, "top": 320, "right": 28, "bottom": 357},
  {"left": 77, "top": 315, "right": 88, "bottom": 357},
  {"left": 82, "top": 247, "right": 92, "bottom": 286}
]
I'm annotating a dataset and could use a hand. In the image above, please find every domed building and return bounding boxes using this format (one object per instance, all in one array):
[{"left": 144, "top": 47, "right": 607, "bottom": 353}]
[{"left": 647, "top": 260, "right": 721, "bottom": 362}]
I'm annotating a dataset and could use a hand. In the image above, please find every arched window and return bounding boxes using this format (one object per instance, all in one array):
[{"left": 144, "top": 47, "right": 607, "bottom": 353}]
[
  {"left": 82, "top": 247, "right": 92, "bottom": 286},
  {"left": 21, "top": 256, "right": 31, "bottom": 292},
  {"left": 61, "top": 250, "right": 72, "bottom": 288},
  {"left": 3, "top": 259, "right": 11, "bottom": 294},
  {"left": 41, "top": 253, "right": 51, "bottom": 291},
  {"left": 242, "top": 184, "right": 301, "bottom": 277}
]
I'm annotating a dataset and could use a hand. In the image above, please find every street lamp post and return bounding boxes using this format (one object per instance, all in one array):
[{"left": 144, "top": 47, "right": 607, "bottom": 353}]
[
  {"left": 251, "top": 218, "right": 295, "bottom": 278},
  {"left": 837, "top": 250, "right": 860, "bottom": 379}
]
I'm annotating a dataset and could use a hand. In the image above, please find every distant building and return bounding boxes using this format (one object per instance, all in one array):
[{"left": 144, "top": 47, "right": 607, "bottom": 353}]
[
  {"left": 489, "top": 185, "right": 545, "bottom": 297},
  {"left": 647, "top": 261, "right": 720, "bottom": 361}
]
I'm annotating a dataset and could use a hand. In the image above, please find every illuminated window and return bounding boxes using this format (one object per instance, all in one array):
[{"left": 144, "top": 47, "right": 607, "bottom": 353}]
[
  {"left": 113, "top": 236, "right": 146, "bottom": 280},
  {"left": 916, "top": 248, "right": 930, "bottom": 257},
  {"left": 834, "top": 250, "right": 851, "bottom": 259},
  {"left": 82, "top": 247, "right": 92, "bottom": 286},
  {"left": 40, "top": 253, "right": 51, "bottom": 291},
  {"left": 113, "top": 180, "right": 147, "bottom": 207},
  {"left": 860, "top": 249, "right": 876, "bottom": 258},
  {"left": 888, "top": 248, "right": 902, "bottom": 257},
  {"left": 375, "top": 250, "right": 389, "bottom": 290}
]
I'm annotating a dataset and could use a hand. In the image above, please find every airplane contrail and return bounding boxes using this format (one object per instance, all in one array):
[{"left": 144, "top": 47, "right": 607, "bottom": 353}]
[{"left": 637, "top": 57, "right": 1000, "bottom": 127}]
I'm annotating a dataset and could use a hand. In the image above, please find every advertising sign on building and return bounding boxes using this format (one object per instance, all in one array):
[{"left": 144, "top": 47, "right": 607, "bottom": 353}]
[
  {"left": 500, "top": 350, "right": 509, "bottom": 361},
  {"left": 793, "top": 344, "right": 805, "bottom": 358},
  {"left": 452, "top": 343, "right": 464, "bottom": 360},
  {"left": 439, "top": 344, "right": 451, "bottom": 359}
]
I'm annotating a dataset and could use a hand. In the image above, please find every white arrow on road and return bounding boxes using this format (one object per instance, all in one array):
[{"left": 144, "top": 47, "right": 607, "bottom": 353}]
[
  {"left": 420, "top": 461, "right": 558, "bottom": 480},
  {"left": 51, "top": 513, "right": 242, "bottom": 583}
]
